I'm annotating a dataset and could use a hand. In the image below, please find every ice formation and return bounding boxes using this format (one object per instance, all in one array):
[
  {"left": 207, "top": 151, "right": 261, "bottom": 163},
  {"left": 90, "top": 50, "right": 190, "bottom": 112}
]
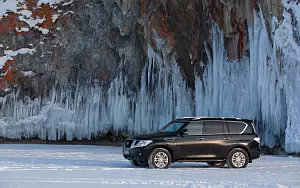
[
  {"left": 274, "top": 1, "right": 300, "bottom": 152},
  {"left": 0, "top": 1, "right": 300, "bottom": 152},
  {"left": 195, "top": 13, "right": 286, "bottom": 148}
]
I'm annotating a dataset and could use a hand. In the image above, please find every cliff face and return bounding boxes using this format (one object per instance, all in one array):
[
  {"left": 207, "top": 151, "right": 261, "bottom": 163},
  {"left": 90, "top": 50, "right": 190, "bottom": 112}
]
[
  {"left": 1, "top": 0, "right": 300, "bottom": 152},
  {"left": 0, "top": 0, "right": 282, "bottom": 92}
]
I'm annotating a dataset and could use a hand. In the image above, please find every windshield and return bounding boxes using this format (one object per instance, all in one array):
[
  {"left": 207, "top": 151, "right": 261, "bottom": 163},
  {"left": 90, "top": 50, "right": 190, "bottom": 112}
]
[{"left": 160, "top": 121, "right": 186, "bottom": 132}]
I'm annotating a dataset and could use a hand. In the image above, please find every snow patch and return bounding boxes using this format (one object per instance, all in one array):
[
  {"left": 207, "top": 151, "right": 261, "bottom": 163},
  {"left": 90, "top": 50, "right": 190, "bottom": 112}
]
[
  {"left": 0, "top": 48, "right": 36, "bottom": 69},
  {"left": 52, "top": 14, "right": 59, "bottom": 23},
  {"left": 21, "top": 71, "right": 36, "bottom": 77},
  {"left": 15, "top": 27, "right": 30, "bottom": 32},
  {"left": 35, "top": 27, "right": 49, "bottom": 34},
  {"left": 19, "top": 10, "right": 32, "bottom": 17},
  {"left": 0, "top": 0, "right": 26, "bottom": 18},
  {"left": 19, "top": 16, "right": 45, "bottom": 28},
  {"left": 63, "top": 0, "right": 74, "bottom": 6},
  {"left": 37, "top": 0, "right": 65, "bottom": 7},
  {"left": 5, "top": 48, "right": 36, "bottom": 56},
  {"left": 63, "top": 11, "right": 74, "bottom": 15},
  {"left": 0, "top": 56, "right": 11, "bottom": 69}
]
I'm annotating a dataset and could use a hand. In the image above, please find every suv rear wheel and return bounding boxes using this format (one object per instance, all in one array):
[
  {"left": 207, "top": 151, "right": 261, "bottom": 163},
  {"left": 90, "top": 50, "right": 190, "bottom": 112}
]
[
  {"left": 148, "top": 148, "right": 171, "bottom": 169},
  {"left": 227, "top": 148, "right": 249, "bottom": 168}
]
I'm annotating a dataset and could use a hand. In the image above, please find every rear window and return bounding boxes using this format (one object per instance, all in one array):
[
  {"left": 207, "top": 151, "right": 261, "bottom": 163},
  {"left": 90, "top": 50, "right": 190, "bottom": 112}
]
[
  {"left": 227, "top": 122, "right": 247, "bottom": 134},
  {"left": 203, "top": 121, "right": 226, "bottom": 135},
  {"left": 243, "top": 123, "right": 254, "bottom": 134}
]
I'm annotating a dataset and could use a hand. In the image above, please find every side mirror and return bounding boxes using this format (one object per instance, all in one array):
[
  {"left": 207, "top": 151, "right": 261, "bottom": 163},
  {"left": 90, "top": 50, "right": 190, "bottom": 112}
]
[{"left": 180, "top": 129, "right": 188, "bottom": 136}]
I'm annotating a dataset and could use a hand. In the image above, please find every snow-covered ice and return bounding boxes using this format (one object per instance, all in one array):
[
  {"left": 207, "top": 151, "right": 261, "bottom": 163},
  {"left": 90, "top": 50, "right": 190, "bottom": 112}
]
[{"left": 0, "top": 144, "right": 299, "bottom": 188}]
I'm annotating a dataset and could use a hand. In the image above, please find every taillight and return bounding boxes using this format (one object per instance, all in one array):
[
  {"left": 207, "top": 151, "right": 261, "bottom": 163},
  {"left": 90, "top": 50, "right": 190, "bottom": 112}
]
[{"left": 254, "top": 137, "right": 260, "bottom": 145}]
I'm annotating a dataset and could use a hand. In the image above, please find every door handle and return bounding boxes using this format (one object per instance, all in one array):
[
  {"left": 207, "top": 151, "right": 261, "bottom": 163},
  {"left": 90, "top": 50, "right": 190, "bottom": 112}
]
[
  {"left": 224, "top": 137, "right": 230, "bottom": 140},
  {"left": 198, "top": 137, "right": 204, "bottom": 141}
]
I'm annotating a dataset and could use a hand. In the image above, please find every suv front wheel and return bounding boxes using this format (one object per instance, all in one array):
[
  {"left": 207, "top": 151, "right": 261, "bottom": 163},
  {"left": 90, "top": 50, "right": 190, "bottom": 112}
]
[
  {"left": 148, "top": 148, "right": 171, "bottom": 169},
  {"left": 227, "top": 148, "right": 249, "bottom": 168}
]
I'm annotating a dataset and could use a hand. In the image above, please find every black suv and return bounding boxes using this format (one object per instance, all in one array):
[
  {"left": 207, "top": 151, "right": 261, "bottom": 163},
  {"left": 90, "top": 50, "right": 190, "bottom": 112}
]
[{"left": 123, "top": 117, "right": 260, "bottom": 169}]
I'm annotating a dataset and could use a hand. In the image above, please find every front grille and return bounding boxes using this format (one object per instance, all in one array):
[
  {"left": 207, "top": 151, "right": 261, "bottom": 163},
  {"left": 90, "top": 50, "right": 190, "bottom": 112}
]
[{"left": 125, "top": 140, "right": 133, "bottom": 148}]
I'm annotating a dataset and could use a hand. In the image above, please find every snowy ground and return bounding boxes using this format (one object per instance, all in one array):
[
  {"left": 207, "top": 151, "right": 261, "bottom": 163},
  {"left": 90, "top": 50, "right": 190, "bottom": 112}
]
[{"left": 0, "top": 145, "right": 299, "bottom": 188}]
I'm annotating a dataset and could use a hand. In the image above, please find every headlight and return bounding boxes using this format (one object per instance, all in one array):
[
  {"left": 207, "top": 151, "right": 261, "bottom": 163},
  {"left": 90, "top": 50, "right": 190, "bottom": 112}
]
[{"left": 131, "top": 140, "right": 153, "bottom": 148}]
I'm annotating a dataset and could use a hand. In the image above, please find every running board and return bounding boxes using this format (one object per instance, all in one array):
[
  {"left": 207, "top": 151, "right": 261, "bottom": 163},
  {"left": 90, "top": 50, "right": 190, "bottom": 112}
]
[{"left": 176, "top": 159, "right": 225, "bottom": 163}]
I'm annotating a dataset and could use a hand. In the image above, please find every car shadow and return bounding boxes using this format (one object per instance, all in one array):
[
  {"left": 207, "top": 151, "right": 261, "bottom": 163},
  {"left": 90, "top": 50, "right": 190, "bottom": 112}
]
[
  {"left": 170, "top": 165, "right": 227, "bottom": 169},
  {"left": 1, "top": 156, "right": 228, "bottom": 169}
]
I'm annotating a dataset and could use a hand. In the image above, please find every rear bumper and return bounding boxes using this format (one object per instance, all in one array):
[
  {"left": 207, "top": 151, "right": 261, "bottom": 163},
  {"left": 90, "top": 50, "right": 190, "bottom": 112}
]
[
  {"left": 123, "top": 147, "right": 149, "bottom": 163},
  {"left": 251, "top": 147, "right": 261, "bottom": 160},
  {"left": 249, "top": 142, "right": 261, "bottom": 160}
]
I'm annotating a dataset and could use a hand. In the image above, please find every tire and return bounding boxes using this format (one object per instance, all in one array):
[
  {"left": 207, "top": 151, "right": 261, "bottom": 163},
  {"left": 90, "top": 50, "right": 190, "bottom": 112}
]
[
  {"left": 148, "top": 148, "right": 172, "bottom": 169},
  {"left": 207, "top": 162, "right": 226, "bottom": 167},
  {"left": 227, "top": 148, "right": 249, "bottom": 168},
  {"left": 130, "top": 160, "right": 147, "bottom": 167}
]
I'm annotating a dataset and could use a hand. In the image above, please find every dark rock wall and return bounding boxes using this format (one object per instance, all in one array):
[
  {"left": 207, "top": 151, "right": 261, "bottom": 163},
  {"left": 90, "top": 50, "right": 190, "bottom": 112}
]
[{"left": 0, "top": 0, "right": 284, "bottom": 95}]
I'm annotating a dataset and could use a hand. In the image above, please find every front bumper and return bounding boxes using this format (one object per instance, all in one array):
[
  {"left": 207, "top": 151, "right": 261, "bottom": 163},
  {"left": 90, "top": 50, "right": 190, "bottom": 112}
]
[{"left": 123, "top": 147, "right": 149, "bottom": 163}]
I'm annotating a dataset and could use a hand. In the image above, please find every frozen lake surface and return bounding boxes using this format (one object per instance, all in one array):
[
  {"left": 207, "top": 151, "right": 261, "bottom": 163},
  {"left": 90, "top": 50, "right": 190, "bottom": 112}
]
[{"left": 0, "top": 144, "right": 299, "bottom": 188}]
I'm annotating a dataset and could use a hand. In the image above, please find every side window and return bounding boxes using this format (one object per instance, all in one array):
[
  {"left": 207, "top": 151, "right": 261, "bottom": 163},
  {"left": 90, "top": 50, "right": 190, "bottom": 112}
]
[
  {"left": 203, "top": 121, "right": 226, "bottom": 135},
  {"left": 227, "top": 122, "right": 247, "bottom": 134},
  {"left": 243, "top": 124, "right": 254, "bottom": 134},
  {"left": 184, "top": 122, "right": 203, "bottom": 135}
]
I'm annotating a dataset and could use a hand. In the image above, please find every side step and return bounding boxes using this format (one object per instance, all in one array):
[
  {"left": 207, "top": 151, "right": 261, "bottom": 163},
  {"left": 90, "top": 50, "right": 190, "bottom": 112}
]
[{"left": 176, "top": 159, "right": 225, "bottom": 163}]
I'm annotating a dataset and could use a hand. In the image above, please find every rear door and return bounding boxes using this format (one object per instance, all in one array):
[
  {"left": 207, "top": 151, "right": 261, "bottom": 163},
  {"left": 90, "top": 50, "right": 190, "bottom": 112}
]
[
  {"left": 227, "top": 121, "right": 251, "bottom": 146},
  {"left": 202, "top": 121, "right": 229, "bottom": 159}
]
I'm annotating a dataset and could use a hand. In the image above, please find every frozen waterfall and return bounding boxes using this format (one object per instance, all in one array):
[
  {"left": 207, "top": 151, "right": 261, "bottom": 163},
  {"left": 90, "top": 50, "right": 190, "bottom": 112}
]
[
  {"left": 0, "top": 2, "right": 300, "bottom": 152},
  {"left": 195, "top": 12, "right": 287, "bottom": 149},
  {"left": 0, "top": 45, "right": 194, "bottom": 141}
]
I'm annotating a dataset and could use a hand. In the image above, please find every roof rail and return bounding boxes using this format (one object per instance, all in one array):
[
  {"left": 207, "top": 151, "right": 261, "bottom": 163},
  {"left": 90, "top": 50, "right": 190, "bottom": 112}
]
[{"left": 181, "top": 116, "right": 243, "bottom": 120}]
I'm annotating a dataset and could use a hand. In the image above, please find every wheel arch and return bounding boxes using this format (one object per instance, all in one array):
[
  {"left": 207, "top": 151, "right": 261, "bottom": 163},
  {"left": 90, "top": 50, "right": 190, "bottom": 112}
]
[
  {"left": 149, "top": 145, "right": 175, "bottom": 163},
  {"left": 229, "top": 145, "right": 252, "bottom": 162}
]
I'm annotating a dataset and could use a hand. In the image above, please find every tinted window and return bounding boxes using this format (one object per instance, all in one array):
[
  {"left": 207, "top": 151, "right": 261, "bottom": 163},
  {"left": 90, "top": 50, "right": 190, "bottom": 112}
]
[
  {"left": 184, "top": 122, "right": 203, "bottom": 135},
  {"left": 227, "top": 122, "right": 247, "bottom": 134},
  {"left": 203, "top": 121, "right": 226, "bottom": 134},
  {"left": 243, "top": 124, "right": 254, "bottom": 134},
  {"left": 160, "top": 121, "right": 185, "bottom": 132}
]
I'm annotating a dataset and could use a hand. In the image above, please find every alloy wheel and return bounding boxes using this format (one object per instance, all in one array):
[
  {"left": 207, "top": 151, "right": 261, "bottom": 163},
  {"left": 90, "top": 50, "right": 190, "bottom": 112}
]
[
  {"left": 231, "top": 151, "right": 246, "bottom": 168},
  {"left": 154, "top": 152, "right": 169, "bottom": 168}
]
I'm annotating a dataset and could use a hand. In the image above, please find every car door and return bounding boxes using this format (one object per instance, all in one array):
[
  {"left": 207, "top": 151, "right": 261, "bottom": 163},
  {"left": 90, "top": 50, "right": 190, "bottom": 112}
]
[
  {"left": 175, "top": 121, "right": 208, "bottom": 160},
  {"left": 201, "top": 121, "right": 228, "bottom": 159},
  {"left": 226, "top": 121, "right": 250, "bottom": 157}
]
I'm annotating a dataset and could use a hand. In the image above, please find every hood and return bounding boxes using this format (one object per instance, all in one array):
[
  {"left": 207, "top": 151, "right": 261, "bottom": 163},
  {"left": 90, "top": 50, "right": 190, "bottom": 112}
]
[{"left": 130, "top": 132, "right": 176, "bottom": 140}]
